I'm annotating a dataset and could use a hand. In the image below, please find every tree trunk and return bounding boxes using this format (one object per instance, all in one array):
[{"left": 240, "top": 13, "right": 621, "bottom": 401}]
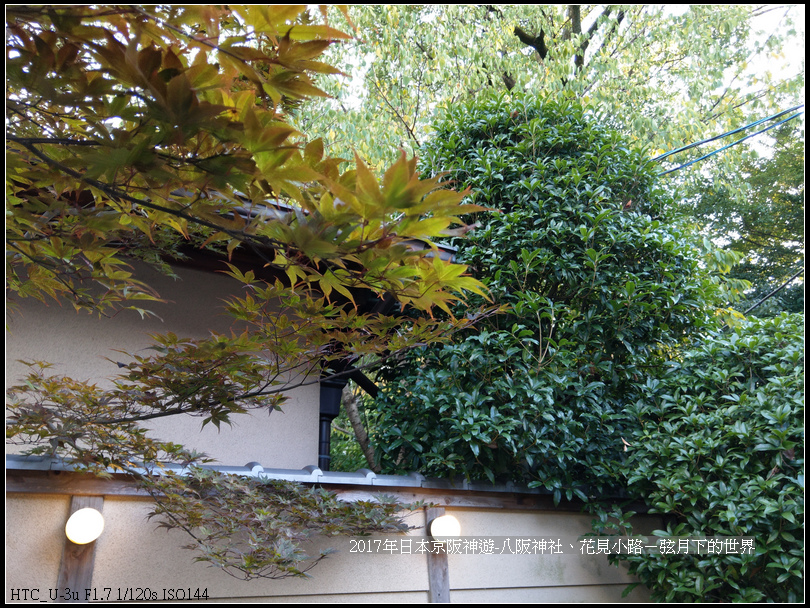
[
  {"left": 568, "top": 5, "right": 585, "bottom": 70},
  {"left": 342, "top": 384, "right": 380, "bottom": 472}
]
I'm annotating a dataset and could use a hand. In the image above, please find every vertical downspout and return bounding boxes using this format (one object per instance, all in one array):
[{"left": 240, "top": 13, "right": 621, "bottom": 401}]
[{"left": 318, "top": 378, "right": 346, "bottom": 471}]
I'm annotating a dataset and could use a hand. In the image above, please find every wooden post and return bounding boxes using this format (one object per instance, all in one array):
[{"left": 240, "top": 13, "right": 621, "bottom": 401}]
[
  {"left": 425, "top": 506, "right": 451, "bottom": 603},
  {"left": 57, "top": 495, "right": 104, "bottom": 603}
]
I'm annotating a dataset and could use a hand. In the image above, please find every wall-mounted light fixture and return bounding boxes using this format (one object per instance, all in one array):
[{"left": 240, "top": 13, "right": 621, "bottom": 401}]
[
  {"left": 65, "top": 507, "right": 105, "bottom": 544},
  {"left": 428, "top": 514, "right": 461, "bottom": 539}
]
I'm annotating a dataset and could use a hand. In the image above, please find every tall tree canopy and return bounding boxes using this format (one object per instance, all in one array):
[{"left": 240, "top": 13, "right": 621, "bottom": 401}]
[
  {"left": 300, "top": 5, "right": 804, "bottom": 203},
  {"left": 6, "top": 5, "right": 491, "bottom": 579},
  {"left": 690, "top": 122, "right": 805, "bottom": 315}
]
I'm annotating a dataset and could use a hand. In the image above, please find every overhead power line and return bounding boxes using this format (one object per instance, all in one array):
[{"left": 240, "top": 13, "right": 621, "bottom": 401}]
[
  {"left": 654, "top": 104, "right": 804, "bottom": 176},
  {"left": 743, "top": 266, "right": 805, "bottom": 314}
]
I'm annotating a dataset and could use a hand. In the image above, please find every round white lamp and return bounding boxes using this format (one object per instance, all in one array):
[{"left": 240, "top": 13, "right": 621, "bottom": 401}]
[
  {"left": 428, "top": 514, "right": 461, "bottom": 539},
  {"left": 65, "top": 507, "right": 105, "bottom": 544}
]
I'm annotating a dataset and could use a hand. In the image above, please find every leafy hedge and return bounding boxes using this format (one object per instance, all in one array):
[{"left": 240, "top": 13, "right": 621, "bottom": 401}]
[
  {"left": 370, "top": 94, "right": 804, "bottom": 601},
  {"left": 373, "top": 94, "right": 721, "bottom": 498},
  {"left": 597, "top": 314, "right": 804, "bottom": 602}
]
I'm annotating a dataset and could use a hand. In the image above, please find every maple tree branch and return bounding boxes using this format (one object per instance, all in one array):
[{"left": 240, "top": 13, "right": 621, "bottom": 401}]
[
  {"left": 8, "top": 136, "right": 287, "bottom": 252},
  {"left": 129, "top": 6, "right": 259, "bottom": 67}
]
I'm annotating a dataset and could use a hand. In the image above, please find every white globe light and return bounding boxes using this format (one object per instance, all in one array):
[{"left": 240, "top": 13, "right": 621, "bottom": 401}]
[
  {"left": 65, "top": 507, "right": 105, "bottom": 544},
  {"left": 429, "top": 514, "right": 461, "bottom": 538}
]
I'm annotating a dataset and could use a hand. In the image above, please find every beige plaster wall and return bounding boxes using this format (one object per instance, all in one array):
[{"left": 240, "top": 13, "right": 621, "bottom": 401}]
[
  {"left": 5, "top": 494, "right": 70, "bottom": 603},
  {"left": 91, "top": 497, "right": 430, "bottom": 600},
  {"left": 443, "top": 508, "right": 651, "bottom": 602},
  {"left": 6, "top": 262, "right": 319, "bottom": 469},
  {"left": 6, "top": 493, "right": 652, "bottom": 603}
]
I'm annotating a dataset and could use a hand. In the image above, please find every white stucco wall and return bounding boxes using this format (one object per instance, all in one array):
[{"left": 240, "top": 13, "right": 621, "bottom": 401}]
[{"left": 6, "top": 261, "right": 319, "bottom": 469}]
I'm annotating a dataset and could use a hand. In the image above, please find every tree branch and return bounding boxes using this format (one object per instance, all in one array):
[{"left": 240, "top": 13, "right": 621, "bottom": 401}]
[
  {"left": 513, "top": 25, "right": 548, "bottom": 60},
  {"left": 577, "top": 7, "right": 625, "bottom": 71},
  {"left": 413, "top": 38, "right": 435, "bottom": 60},
  {"left": 369, "top": 76, "right": 420, "bottom": 146},
  {"left": 569, "top": 5, "right": 583, "bottom": 69}
]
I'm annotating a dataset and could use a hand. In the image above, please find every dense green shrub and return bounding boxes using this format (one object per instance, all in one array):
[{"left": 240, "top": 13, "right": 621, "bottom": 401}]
[
  {"left": 372, "top": 94, "right": 723, "bottom": 498},
  {"left": 596, "top": 313, "right": 804, "bottom": 602},
  {"left": 369, "top": 94, "right": 803, "bottom": 601}
]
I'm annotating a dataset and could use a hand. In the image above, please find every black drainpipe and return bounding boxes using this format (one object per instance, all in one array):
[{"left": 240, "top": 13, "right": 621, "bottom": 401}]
[
  {"left": 317, "top": 290, "right": 394, "bottom": 470},
  {"left": 318, "top": 377, "right": 346, "bottom": 471},
  {"left": 318, "top": 368, "right": 380, "bottom": 471}
]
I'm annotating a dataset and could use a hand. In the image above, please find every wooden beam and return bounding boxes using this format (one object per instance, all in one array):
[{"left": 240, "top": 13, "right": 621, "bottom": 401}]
[
  {"left": 7, "top": 470, "right": 151, "bottom": 497},
  {"left": 425, "top": 506, "right": 451, "bottom": 603},
  {"left": 57, "top": 495, "right": 104, "bottom": 603}
]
